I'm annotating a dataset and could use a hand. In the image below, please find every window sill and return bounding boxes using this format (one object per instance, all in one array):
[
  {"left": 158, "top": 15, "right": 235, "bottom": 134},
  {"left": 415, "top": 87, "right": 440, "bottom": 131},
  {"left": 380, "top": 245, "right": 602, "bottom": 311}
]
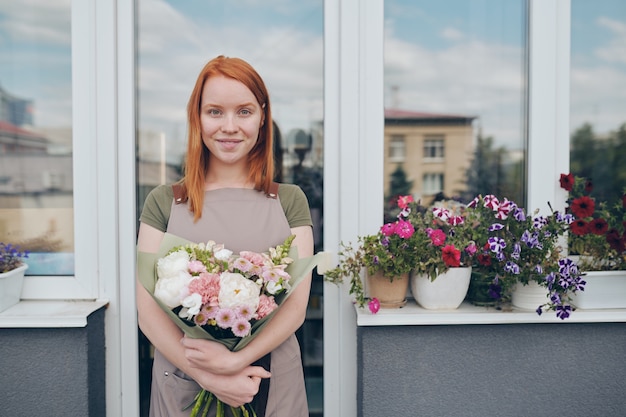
[
  {"left": 0, "top": 299, "right": 109, "bottom": 328},
  {"left": 356, "top": 300, "right": 626, "bottom": 326}
]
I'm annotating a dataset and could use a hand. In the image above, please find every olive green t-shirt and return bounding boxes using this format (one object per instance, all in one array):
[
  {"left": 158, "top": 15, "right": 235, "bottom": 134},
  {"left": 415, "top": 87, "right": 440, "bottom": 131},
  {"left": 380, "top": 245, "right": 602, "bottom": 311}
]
[{"left": 140, "top": 183, "right": 312, "bottom": 232}]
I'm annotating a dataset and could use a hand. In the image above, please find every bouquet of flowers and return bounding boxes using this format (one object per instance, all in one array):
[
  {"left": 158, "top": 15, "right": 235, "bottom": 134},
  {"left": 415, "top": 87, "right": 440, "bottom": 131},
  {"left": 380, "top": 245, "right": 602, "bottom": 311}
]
[{"left": 138, "top": 233, "right": 327, "bottom": 417}]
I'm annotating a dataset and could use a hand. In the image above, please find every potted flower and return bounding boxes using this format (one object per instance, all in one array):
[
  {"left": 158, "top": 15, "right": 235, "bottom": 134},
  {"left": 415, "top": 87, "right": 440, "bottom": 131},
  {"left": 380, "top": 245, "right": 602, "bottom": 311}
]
[
  {"left": 0, "top": 242, "right": 29, "bottom": 312},
  {"left": 402, "top": 197, "right": 479, "bottom": 309},
  {"left": 464, "top": 194, "right": 585, "bottom": 319},
  {"left": 324, "top": 196, "right": 417, "bottom": 312},
  {"left": 559, "top": 173, "right": 626, "bottom": 309}
]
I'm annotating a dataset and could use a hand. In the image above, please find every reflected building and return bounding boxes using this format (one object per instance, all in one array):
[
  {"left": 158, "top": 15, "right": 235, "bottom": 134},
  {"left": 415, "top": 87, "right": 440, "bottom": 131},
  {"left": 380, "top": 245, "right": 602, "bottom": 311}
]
[{"left": 384, "top": 108, "right": 476, "bottom": 205}]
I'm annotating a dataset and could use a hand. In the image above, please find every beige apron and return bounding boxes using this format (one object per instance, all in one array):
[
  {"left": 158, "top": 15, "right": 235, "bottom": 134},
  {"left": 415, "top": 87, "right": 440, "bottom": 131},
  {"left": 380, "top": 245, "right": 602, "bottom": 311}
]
[{"left": 149, "top": 187, "right": 308, "bottom": 417}]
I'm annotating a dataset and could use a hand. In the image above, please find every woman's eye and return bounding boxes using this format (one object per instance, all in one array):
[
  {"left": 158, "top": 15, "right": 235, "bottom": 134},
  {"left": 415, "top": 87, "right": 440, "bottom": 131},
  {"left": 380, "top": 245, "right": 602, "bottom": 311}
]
[
  {"left": 208, "top": 109, "right": 221, "bottom": 116},
  {"left": 239, "top": 109, "right": 251, "bottom": 116}
]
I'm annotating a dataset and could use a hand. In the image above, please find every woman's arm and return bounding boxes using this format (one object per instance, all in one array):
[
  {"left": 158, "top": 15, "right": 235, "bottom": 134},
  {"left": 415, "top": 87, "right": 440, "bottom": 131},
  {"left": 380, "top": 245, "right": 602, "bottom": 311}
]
[
  {"left": 136, "top": 222, "right": 271, "bottom": 406},
  {"left": 182, "top": 225, "right": 314, "bottom": 375}
]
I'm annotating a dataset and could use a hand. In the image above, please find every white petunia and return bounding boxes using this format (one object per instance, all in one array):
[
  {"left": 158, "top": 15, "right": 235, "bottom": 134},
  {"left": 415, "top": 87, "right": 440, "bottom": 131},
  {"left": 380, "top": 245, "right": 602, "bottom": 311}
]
[{"left": 219, "top": 272, "right": 261, "bottom": 311}]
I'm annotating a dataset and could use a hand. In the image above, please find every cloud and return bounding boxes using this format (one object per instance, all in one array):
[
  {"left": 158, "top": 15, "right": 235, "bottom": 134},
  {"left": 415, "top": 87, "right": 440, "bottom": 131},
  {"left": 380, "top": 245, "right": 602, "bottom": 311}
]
[
  {"left": 595, "top": 17, "right": 626, "bottom": 65},
  {"left": 0, "top": 0, "right": 71, "bottom": 45}
]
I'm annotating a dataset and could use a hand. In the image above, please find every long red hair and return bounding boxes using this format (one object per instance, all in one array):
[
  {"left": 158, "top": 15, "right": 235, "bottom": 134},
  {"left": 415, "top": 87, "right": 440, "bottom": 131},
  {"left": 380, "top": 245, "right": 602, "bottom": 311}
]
[{"left": 180, "top": 56, "right": 274, "bottom": 221}]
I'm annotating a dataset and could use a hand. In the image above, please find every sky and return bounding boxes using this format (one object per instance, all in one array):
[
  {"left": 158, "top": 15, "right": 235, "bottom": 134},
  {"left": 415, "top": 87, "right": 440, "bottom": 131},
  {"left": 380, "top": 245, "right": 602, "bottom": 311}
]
[{"left": 0, "top": 0, "right": 624, "bottom": 156}]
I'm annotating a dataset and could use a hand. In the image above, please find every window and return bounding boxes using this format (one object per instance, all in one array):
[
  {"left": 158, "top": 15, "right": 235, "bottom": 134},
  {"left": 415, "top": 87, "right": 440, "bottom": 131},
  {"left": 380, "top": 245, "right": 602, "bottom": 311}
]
[
  {"left": 423, "top": 136, "right": 444, "bottom": 159},
  {"left": 0, "top": 3, "right": 74, "bottom": 277},
  {"left": 569, "top": 0, "right": 626, "bottom": 207},
  {"left": 423, "top": 172, "right": 444, "bottom": 195},
  {"left": 384, "top": 0, "right": 526, "bottom": 206},
  {"left": 389, "top": 134, "right": 406, "bottom": 161}
]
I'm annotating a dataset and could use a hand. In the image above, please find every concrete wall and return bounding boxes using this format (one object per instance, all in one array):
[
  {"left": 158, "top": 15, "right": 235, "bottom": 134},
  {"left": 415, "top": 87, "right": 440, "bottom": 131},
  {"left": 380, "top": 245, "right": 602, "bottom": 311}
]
[
  {"left": 358, "top": 322, "right": 626, "bottom": 417},
  {"left": 0, "top": 307, "right": 106, "bottom": 417}
]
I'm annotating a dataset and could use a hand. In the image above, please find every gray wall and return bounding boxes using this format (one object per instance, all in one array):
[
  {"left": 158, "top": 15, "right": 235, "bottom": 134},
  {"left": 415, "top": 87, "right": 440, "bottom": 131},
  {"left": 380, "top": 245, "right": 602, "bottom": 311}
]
[
  {"left": 358, "top": 323, "right": 626, "bottom": 417},
  {"left": 0, "top": 307, "right": 106, "bottom": 417}
]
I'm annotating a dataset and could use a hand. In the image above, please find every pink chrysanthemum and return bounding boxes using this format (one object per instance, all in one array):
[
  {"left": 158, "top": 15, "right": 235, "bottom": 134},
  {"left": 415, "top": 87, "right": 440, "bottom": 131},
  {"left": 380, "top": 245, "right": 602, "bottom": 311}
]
[
  {"left": 232, "top": 318, "right": 252, "bottom": 337},
  {"left": 194, "top": 311, "right": 209, "bottom": 326},
  {"left": 237, "top": 304, "right": 255, "bottom": 321},
  {"left": 201, "top": 304, "right": 219, "bottom": 320},
  {"left": 215, "top": 308, "right": 236, "bottom": 329}
]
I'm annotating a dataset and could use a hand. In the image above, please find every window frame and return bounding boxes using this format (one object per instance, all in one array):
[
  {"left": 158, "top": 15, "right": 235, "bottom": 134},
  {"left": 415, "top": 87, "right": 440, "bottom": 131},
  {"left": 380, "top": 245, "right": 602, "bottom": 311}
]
[{"left": 389, "top": 134, "right": 406, "bottom": 162}]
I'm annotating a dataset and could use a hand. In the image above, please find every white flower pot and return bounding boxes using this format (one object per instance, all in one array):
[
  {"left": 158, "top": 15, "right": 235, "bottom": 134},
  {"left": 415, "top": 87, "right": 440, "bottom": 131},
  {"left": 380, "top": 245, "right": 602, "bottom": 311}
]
[
  {"left": 0, "top": 263, "right": 28, "bottom": 313},
  {"left": 571, "top": 270, "right": 626, "bottom": 309},
  {"left": 410, "top": 267, "right": 472, "bottom": 310},
  {"left": 511, "top": 281, "right": 549, "bottom": 310}
]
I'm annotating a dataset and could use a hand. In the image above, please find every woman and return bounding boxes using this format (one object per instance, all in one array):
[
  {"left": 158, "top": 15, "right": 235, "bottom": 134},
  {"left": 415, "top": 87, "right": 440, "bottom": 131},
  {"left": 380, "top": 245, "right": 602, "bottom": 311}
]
[{"left": 137, "top": 55, "right": 313, "bottom": 416}]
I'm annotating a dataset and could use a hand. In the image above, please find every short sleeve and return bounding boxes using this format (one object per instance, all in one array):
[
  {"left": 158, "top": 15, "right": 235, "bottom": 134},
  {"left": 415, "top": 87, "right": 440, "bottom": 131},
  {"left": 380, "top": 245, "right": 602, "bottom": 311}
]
[
  {"left": 139, "top": 184, "right": 174, "bottom": 232},
  {"left": 277, "top": 184, "right": 312, "bottom": 228}
]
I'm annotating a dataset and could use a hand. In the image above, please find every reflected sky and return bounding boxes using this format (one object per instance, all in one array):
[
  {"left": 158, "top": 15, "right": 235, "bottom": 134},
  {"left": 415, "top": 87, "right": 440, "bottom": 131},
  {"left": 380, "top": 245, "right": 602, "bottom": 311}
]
[{"left": 0, "top": 0, "right": 624, "bottom": 154}]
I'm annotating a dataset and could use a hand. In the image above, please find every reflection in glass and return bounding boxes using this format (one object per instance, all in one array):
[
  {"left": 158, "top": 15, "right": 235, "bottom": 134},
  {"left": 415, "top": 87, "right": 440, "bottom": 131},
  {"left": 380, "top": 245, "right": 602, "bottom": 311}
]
[
  {"left": 136, "top": 1, "right": 324, "bottom": 415},
  {"left": 0, "top": 3, "right": 74, "bottom": 275},
  {"left": 570, "top": 0, "right": 626, "bottom": 208},
  {"left": 384, "top": 0, "right": 526, "bottom": 218}
]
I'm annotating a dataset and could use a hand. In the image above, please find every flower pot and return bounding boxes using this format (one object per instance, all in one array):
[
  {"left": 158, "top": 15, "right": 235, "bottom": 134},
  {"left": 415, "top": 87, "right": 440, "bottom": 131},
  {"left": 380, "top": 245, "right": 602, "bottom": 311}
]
[
  {"left": 0, "top": 263, "right": 28, "bottom": 313},
  {"left": 511, "top": 281, "right": 549, "bottom": 310},
  {"left": 366, "top": 271, "right": 409, "bottom": 308},
  {"left": 410, "top": 267, "right": 472, "bottom": 310},
  {"left": 571, "top": 270, "right": 626, "bottom": 309},
  {"left": 466, "top": 272, "right": 499, "bottom": 307}
]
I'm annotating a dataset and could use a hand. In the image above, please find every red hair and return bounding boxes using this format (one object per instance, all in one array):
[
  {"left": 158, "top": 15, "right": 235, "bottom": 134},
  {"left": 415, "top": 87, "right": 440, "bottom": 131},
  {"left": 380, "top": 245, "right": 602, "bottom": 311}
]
[{"left": 180, "top": 56, "right": 274, "bottom": 221}]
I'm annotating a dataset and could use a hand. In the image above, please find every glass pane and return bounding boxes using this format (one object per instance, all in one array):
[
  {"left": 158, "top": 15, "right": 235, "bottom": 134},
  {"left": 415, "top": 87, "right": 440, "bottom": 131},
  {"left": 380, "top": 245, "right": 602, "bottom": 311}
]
[
  {"left": 570, "top": 0, "right": 626, "bottom": 207},
  {"left": 0, "top": 2, "right": 74, "bottom": 275},
  {"left": 384, "top": 0, "right": 527, "bottom": 219},
  {"left": 137, "top": 1, "right": 324, "bottom": 416}
]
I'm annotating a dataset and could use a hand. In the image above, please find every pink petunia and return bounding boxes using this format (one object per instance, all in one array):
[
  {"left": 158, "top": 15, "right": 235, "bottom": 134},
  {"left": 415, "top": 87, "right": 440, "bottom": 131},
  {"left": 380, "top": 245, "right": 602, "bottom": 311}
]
[
  {"left": 380, "top": 222, "right": 396, "bottom": 237},
  {"left": 429, "top": 229, "right": 446, "bottom": 246},
  {"left": 397, "top": 195, "right": 414, "bottom": 209},
  {"left": 368, "top": 298, "right": 380, "bottom": 314},
  {"left": 394, "top": 219, "right": 415, "bottom": 239}
]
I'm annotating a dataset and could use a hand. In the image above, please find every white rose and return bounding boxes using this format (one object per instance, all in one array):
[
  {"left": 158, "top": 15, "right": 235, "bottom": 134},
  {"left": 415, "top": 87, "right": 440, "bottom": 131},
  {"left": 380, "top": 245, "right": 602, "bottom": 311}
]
[
  {"left": 157, "top": 249, "right": 190, "bottom": 279},
  {"left": 219, "top": 272, "right": 261, "bottom": 310},
  {"left": 154, "top": 270, "right": 192, "bottom": 308},
  {"left": 179, "top": 292, "right": 203, "bottom": 319},
  {"left": 214, "top": 248, "right": 233, "bottom": 262}
]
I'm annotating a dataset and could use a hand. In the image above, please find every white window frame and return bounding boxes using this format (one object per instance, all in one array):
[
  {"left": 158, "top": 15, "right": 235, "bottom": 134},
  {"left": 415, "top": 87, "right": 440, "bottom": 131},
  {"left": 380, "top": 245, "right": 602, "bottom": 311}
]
[
  {"left": 323, "top": 1, "right": 571, "bottom": 417},
  {"left": 389, "top": 134, "right": 406, "bottom": 162},
  {"left": 423, "top": 172, "right": 444, "bottom": 195},
  {"left": 423, "top": 135, "right": 445, "bottom": 161}
]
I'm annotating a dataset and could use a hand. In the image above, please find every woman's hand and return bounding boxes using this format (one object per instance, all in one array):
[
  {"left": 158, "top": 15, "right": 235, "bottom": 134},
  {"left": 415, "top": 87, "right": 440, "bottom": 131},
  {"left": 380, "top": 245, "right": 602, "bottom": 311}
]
[
  {"left": 192, "top": 366, "right": 271, "bottom": 408},
  {"left": 181, "top": 336, "right": 245, "bottom": 375}
]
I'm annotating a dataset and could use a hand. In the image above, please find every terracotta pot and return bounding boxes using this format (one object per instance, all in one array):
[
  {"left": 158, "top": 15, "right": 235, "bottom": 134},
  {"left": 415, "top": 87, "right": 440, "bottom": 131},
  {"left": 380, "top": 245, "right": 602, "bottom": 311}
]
[
  {"left": 366, "top": 271, "right": 409, "bottom": 308},
  {"left": 410, "top": 267, "right": 472, "bottom": 310}
]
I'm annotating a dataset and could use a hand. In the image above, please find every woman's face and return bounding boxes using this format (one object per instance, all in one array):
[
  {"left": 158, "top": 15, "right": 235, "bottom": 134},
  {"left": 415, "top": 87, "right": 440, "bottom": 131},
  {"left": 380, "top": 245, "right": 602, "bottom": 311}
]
[{"left": 200, "top": 75, "right": 264, "bottom": 167}]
